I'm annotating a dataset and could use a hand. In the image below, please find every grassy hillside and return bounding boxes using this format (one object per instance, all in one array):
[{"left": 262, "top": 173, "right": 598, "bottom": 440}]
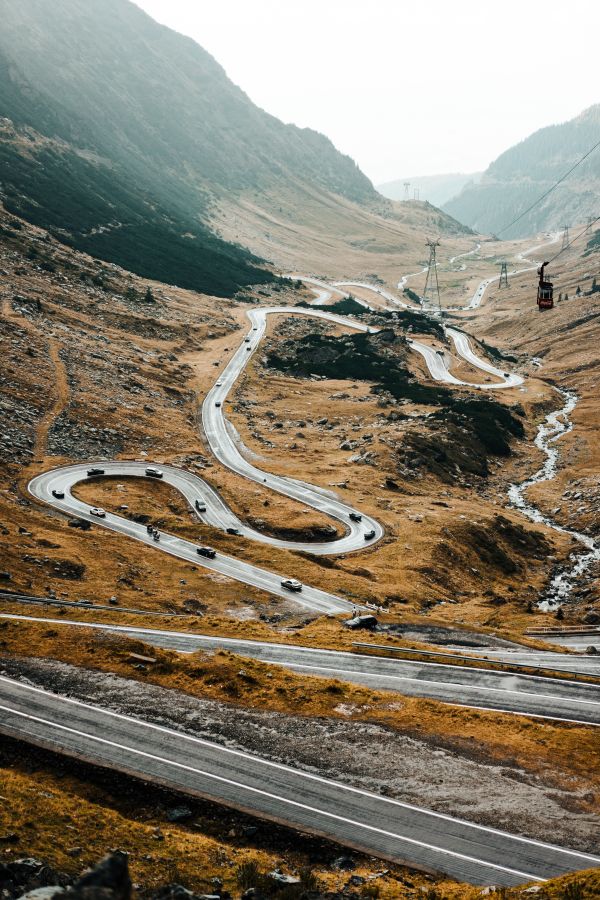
[
  {"left": 0, "top": 0, "right": 380, "bottom": 296},
  {"left": 444, "top": 105, "right": 600, "bottom": 237}
]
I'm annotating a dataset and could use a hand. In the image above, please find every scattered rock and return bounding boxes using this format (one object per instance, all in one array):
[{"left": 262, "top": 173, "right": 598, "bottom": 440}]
[
  {"left": 332, "top": 856, "right": 356, "bottom": 871},
  {"left": 267, "top": 871, "right": 300, "bottom": 886}
]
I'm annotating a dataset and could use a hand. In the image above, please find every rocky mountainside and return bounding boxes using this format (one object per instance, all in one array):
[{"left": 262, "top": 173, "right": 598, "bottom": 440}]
[
  {"left": 444, "top": 104, "right": 600, "bottom": 237},
  {"left": 0, "top": 0, "right": 377, "bottom": 295}
]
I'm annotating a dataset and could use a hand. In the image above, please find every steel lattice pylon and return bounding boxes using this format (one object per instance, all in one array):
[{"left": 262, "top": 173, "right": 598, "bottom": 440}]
[{"left": 422, "top": 240, "right": 441, "bottom": 310}]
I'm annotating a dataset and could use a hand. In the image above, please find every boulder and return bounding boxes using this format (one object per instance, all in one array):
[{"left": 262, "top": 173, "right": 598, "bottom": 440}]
[
  {"left": 166, "top": 805, "right": 193, "bottom": 823},
  {"left": 70, "top": 850, "right": 131, "bottom": 900}
]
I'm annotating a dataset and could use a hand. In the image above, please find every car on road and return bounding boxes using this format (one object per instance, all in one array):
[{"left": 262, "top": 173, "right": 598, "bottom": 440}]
[
  {"left": 226, "top": 527, "right": 241, "bottom": 535},
  {"left": 90, "top": 507, "right": 106, "bottom": 518},
  {"left": 281, "top": 578, "right": 302, "bottom": 592},
  {"left": 145, "top": 466, "right": 163, "bottom": 478},
  {"left": 195, "top": 499, "right": 207, "bottom": 513},
  {"left": 363, "top": 529, "right": 375, "bottom": 540},
  {"left": 215, "top": 401, "right": 222, "bottom": 407},
  {"left": 253, "top": 326, "right": 258, "bottom": 330},
  {"left": 349, "top": 512, "right": 362, "bottom": 522},
  {"left": 246, "top": 347, "right": 251, "bottom": 351},
  {"left": 86, "top": 467, "right": 105, "bottom": 477},
  {"left": 216, "top": 381, "right": 223, "bottom": 386},
  {"left": 244, "top": 337, "right": 251, "bottom": 343},
  {"left": 51, "top": 489, "right": 65, "bottom": 499},
  {"left": 197, "top": 546, "right": 216, "bottom": 559}
]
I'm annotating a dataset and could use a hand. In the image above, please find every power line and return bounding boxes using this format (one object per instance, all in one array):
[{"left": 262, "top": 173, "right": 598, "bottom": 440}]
[{"left": 496, "top": 136, "right": 600, "bottom": 237}]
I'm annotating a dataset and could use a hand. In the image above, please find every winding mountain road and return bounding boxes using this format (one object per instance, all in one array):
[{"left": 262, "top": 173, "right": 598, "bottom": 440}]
[
  {"left": 29, "top": 299, "right": 519, "bottom": 613},
  {"left": 2, "top": 676, "right": 599, "bottom": 887},
  {"left": 16, "top": 251, "right": 594, "bottom": 886},
  {"left": 4, "top": 614, "right": 600, "bottom": 724}
]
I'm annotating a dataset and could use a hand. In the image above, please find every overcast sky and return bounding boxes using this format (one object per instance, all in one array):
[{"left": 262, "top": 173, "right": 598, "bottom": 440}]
[{"left": 135, "top": 0, "right": 599, "bottom": 185}]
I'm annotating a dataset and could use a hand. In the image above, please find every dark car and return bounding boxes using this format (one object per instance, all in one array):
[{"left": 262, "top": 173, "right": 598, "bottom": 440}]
[
  {"left": 86, "top": 467, "right": 105, "bottom": 477},
  {"left": 197, "top": 546, "right": 216, "bottom": 559},
  {"left": 349, "top": 512, "right": 362, "bottom": 522},
  {"left": 364, "top": 529, "right": 376, "bottom": 540},
  {"left": 226, "top": 527, "right": 241, "bottom": 536},
  {"left": 51, "top": 489, "right": 65, "bottom": 499}
]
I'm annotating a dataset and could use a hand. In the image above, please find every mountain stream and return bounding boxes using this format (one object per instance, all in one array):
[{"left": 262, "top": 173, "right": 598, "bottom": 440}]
[{"left": 508, "top": 389, "right": 600, "bottom": 610}]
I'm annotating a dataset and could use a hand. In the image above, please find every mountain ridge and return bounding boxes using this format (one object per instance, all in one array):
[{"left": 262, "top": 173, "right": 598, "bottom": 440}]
[
  {"left": 0, "top": 0, "right": 378, "bottom": 295},
  {"left": 443, "top": 104, "right": 600, "bottom": 237}
]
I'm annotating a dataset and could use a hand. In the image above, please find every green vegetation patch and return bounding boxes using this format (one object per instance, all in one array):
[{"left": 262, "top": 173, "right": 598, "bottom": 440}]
[
  {"left": 295, "top": 297, "right": 367, "bottom": 316},
  {"left": 267, "top": 330, "right": 525, "bottom": 471},
  {"left": 266, "top": 330, "right": 451, "bottom": 405},
  {"left": 0, "top": 143, "right": 274, "bottom": 298}
]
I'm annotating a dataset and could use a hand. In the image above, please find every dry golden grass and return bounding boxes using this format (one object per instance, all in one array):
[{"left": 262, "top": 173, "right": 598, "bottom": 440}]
[{"left": 2, "top": 743, "right": 599, "bottom": 898}]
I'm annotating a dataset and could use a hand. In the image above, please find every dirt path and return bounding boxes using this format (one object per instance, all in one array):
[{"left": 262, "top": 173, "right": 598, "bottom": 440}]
[
  {"left": 2, "top": 297, "right": 69, "bottom": 459},
  {"left": 34, "top": 336, "right": 69, "bottom": 457}
]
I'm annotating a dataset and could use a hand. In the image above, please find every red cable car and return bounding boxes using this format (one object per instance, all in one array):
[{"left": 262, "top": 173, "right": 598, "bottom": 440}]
[{"left": 537, "top": 261, "right": 554, "bottom": 310}]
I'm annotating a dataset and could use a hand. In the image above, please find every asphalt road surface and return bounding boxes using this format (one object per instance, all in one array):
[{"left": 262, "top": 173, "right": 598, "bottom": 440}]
[
  {"left": 200, "top": 305, "right": 384, "bottom": 554},
  {"left": 2, "top": 676, "right": 598, "bottom": 886},
  {"left": 4, "top": 614, "right": 599, "bottom": 725},
  {"left": 28, "top": 464, "right": 359, "bottom": 615}
]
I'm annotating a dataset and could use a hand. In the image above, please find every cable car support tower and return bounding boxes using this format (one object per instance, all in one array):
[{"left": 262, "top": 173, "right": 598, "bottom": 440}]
[
  {"left": 423, "top": 239, "right": 441, "bottom": 311},
  {"left": 499, "top": 261, "right": 508, "bottom": 288}
]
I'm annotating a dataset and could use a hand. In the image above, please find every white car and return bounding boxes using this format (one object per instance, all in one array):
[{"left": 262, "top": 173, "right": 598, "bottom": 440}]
[
  {"left": 216, "top": 381, "right": 223, "bottom": 386},
  {"left": 281, "top": 578, "right": 302, "bottom": 592},
  {"left": 145, "top": 466, "right": 163, "bottom": 478},
  {"left": 90, "top": 507, "right": 106, "bottom": 518}
]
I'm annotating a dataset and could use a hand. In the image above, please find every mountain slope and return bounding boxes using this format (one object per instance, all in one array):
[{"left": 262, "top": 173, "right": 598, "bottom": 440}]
[
  {"left": 378, "top": 172, "right": 481, "bottom": 207},
  {"left": 444, "top": 105, "right": 600, "bottom": 237},
  {"left": 0, "top": 0, "right": 377, "bottom": 295}
]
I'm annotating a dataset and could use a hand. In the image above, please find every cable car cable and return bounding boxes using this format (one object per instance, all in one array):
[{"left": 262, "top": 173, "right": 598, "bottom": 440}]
[
  {"left": 495, "top": 137, "right": 600, "bottom": 237},
  {"left": 547, "top": 215, "right": 600, "bottom": 263}
]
